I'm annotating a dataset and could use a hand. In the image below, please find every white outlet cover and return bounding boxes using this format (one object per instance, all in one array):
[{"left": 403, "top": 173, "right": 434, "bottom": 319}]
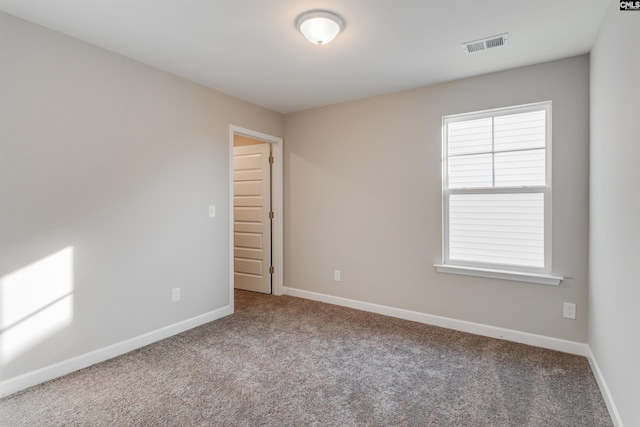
[
  {"left": 563, "top": 303, "right": 576, "bottom": 319},
  {"left": 209, "top": 205, "right": 216, "bottom": 217},
  {"left": 172, "top": 288, "right": 181, "bottom": 302},
  {"left": 334, "top": 270, "right": 341, "bottom": 281}
]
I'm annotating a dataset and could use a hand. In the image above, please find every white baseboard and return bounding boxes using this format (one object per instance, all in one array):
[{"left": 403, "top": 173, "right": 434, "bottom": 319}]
[
  {"left": 0, "top": 305, "right": 233, "bottom": 398},
  {"left": 283, "top": 286, "right": 589, "bottom": 356},
  {"left": 587, "top": 347, "right": 624, "bottom": 427}
]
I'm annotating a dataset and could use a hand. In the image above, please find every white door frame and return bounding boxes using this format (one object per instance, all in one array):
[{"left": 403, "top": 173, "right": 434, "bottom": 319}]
[{"left": 229, "top": 125, "right": 284, "bottom": 306}]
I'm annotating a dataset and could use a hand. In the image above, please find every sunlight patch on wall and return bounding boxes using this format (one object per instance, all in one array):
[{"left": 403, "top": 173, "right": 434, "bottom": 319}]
[{"left": 0, "top": 247, "right": 74, "bottom": 365}]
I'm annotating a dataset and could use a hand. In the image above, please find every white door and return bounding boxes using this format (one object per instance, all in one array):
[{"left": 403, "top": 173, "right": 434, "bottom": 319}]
[{"left": 233, "top": 142, "right": 272, "bottom": 294}]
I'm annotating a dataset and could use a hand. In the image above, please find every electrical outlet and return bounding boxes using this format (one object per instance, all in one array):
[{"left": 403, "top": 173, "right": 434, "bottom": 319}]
[
  {"left": 172, "top": 287, "right": 181, "bottom": 302},
  {"left": 334, "top": 270, "right": 341, "bottom": 282},
  {"left": 209, "top": 205, "right": 216, "bottom": 218},
  {"left": 563, "top": 302, "right": 576, "bottom": 319}
]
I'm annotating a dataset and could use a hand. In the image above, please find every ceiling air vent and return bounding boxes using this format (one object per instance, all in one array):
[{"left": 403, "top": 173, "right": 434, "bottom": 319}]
[{"left": 463, "top": 33, "right": 509, "bottom": 54}]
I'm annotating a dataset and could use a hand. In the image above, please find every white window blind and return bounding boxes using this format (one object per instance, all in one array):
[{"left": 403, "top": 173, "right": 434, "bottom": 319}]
[
  {"left": 449, "top": 193, "right": 544, "bottom": 268},
  {"left": 442, "top": 102, "right": 551, "bottom": 273}
]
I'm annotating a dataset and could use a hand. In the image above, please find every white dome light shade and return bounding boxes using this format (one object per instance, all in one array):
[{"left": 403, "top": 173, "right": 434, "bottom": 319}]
[{"left": 295, "top": 10, "right": 345, "bottom": 46}]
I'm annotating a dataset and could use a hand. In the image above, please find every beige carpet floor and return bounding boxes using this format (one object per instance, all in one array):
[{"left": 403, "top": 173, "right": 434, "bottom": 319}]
[{"left": 0, "top": 290, "right": 612, "bottom": 426}]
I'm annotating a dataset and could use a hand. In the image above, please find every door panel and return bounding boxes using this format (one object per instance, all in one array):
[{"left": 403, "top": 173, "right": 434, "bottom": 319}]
[
  {"left": 234, "top": 258, "right": 263, "bottom": 276},
  {"left": 233, "top": 142, "right": 271, "bottom": 294},
  {"left": 234, "top": 232, "right": 263, "bottom": 249},
  {"left": 234, "top": 206, "right": 262, "bottom": 223},
  {"left": 234, "top": 180, "right": 263, "bottom": 195}
]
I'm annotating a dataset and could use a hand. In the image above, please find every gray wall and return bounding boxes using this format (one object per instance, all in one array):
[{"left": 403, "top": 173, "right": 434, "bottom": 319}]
[
  {"left": 589, "top": 3, "right": 640, "bottom": 426},
  {"left": 284, "top": 55, "right": 590, "bottom": 342},
  {"left": 0, "top": 12, "right": 282, "bottom": 381}
]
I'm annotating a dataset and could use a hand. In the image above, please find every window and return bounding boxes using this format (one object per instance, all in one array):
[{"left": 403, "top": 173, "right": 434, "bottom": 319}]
[{"left": 436, "top": 101, "right": 562, "bottom": 285}]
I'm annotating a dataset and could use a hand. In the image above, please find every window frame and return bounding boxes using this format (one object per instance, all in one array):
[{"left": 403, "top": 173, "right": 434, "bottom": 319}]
[{"left": 437, "top": 101, "right": 563, "bottom": 285}]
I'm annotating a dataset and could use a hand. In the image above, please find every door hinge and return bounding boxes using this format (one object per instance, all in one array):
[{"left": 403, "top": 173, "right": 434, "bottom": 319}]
[
  {"left": 269, "top": 155, "right": 274, "bottom": 164},
  {"left": 269, "top": 211, "right": 274, "bottom": 219},
  {"left": 269, "top": 266, "right": 275, "bottom": 274}
]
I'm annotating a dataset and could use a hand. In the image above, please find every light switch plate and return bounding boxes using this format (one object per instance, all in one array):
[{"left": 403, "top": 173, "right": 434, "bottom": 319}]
[{"left": 209, "top": 205, "right": 216, "bottom": 217}]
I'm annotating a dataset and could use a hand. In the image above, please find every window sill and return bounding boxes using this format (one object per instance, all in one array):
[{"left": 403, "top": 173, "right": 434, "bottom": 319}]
[{"left": 434, "top": 264, "right": 563, "bottom": 286}]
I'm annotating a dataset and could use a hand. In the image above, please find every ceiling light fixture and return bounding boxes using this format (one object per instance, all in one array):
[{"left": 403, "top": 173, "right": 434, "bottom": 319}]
[{"left": 295, "top": 10, "right": 345, "bottom": 46}]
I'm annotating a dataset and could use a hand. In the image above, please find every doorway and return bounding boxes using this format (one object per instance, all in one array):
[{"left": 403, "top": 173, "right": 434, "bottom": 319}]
[
  {"left": 229, "top": 126, "right": 283, "bottom": 303},
  {"left": 233, "top": 137, "right": 271, "bottom": 293}
]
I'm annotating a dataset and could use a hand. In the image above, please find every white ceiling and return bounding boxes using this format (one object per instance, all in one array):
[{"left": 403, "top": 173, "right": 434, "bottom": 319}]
[{"left": 0, "top": 0, "right": 610, "bottom": 114}]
